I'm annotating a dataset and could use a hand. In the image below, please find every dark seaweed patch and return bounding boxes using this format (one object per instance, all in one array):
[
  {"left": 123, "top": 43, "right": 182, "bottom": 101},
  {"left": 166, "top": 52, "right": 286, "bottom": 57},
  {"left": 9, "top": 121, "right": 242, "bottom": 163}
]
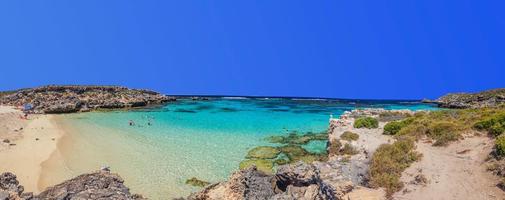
[
  {"left": 220, "top": 107, "right": 239, "bottom": 112},
  {"left": 174, "top": 109, "right": 197, "bottom": 113},
  {"left": 195, "top": 105, "right": 214, "bottom": 111},
  {"left": 269, "top": 108, "right": 290, "bottom": 112}
]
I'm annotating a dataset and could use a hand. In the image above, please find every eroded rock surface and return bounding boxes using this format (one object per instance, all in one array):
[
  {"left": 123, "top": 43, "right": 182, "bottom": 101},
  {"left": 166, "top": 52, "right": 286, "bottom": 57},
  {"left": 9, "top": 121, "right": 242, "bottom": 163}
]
[
  {"left": 0, "top": 170, "right": 144, "bottom": 200},
  {"left": 189, "top": 163, "right": 340, "bottom": 200},
  {"left": 0, "top": 85, "right": 175, "bottom": 114}
]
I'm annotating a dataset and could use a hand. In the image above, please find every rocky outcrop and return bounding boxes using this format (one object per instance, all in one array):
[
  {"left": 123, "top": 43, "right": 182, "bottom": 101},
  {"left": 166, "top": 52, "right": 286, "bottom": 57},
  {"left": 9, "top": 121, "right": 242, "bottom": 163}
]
[
  {"left": 0, "top": 170, "right": 144, "bottom": 200},
  {"left": 0, "top": 85, "right": 175, "bottom": 114},
  {"left": 188, "top": 163, "right": 337, "bottom": 200},
  {"left": 427, "top": 88, "right": 505, "bottom": 108}
]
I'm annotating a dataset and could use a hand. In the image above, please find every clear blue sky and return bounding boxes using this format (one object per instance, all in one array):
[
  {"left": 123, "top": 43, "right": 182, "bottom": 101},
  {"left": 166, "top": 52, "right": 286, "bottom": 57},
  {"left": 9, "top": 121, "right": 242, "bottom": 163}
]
[{"left": 0, "top": 1, "right": 503, "bottom": 99}]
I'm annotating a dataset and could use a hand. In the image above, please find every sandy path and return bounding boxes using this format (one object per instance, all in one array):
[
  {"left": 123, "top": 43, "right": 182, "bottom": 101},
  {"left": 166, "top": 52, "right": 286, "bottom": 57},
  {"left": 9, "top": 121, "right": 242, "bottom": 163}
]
[
  {"left": 394, "top": 136, "right": 505, "bottom": 200},
  {"left": 0, "top": 107, "right": 64, "bottom": 193}
]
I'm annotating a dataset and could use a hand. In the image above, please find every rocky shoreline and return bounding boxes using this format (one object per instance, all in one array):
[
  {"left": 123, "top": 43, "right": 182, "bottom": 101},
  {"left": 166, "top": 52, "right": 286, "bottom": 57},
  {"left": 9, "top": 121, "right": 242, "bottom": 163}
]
[
  {"left": 186, "top": 109, "right": 416, "bottom": 200},
  {"left": 0, "top": 85, "right": 175, "bottom": 114}
]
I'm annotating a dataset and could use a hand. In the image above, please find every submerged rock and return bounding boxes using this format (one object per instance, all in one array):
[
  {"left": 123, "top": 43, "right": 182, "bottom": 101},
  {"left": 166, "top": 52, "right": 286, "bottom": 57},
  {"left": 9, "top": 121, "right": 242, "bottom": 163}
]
[
  {"left": 265, "top": 132, "right": 327, "bottom": 145},
  {"left": 239, "top": 159, "right": 274, "bottom": 174},
  {"left": 186, "top": 177, "right": 211, "bottom": 187},
  {"left": 246, "top": 146, "right": 281, "bottom": 159}
]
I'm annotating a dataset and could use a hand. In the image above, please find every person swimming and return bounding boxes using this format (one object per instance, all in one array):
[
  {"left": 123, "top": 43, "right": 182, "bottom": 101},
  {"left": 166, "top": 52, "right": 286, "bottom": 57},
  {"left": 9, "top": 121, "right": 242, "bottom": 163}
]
[{"left": 129, "top": 120, "right": 135, "bottom": 126}]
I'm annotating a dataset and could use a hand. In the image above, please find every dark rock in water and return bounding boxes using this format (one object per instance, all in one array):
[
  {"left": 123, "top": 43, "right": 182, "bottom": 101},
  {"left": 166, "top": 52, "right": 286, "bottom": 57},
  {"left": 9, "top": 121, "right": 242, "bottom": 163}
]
[
  {"left": 427, "top": 88, "right": 505, "bottom": 109},
  {"left": 0, "top": 85, "right": 176, "bottom": 114},
  {"left": 189, "top": 163, "right": 336, "bottom": 200},
  {"left": 0, "top": 170, "right": 144, "bottom": 200}
]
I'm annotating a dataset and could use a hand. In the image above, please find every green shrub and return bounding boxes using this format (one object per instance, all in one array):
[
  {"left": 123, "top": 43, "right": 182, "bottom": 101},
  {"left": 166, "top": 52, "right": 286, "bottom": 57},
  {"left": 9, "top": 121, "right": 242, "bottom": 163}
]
[
  {"left": 383, "top": 118, "right": 413, "bottom": 135},
  {"left": 496, "top": 134, "right": 505, "bottom": 157},
  {"left": 354, "top": 117, "right": 379, "bottom": 129},
  {"left": 369, "top": 137, "right": 421, "bottom": 197},
  {"left": 340, "top": 131, "right": 359, "bottom": 141},
  {"left": 474, "top": 113, "right": 505, "bottom": 137}
]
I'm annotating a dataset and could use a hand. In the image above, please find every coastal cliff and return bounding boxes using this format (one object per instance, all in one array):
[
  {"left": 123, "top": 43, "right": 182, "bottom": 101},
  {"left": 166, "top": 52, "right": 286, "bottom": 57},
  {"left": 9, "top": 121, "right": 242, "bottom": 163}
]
[
  {"left": 0, "top": 170, "right": 144, "bottom": 200},
  {"left": 0, "top": 85, "right": 175, "bottom": 114},
  {"left": 425, "top": 88, "right": 505, "bottom": 108}
]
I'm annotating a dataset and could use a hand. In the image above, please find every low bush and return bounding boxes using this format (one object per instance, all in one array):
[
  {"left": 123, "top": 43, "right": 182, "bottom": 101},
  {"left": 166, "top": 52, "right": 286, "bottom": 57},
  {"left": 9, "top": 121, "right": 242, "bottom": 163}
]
[
  {"left": 474, "top": 113, "right": 505, "bottom": 137},
  {"left": 354, "top": 117, "right": 379, "bottom": 129},
  {"left": 383, "top": 118, "right": 413, "bottom": 135},
  {"left": 369, "top": 137, "right": 421, "bottom": 197},
  {"left": 378, "top": 111, "right": 412, "bottom": 122},
  {"left": 341, "top": 143, "right": 358, "bottom": 155},
  {"left": 340, "top": 131, "right": 359, "bottom": 141},
  {"left": 328, "top": 139, "right": 342, "bottom": 156},
  {"left": 496, "top": 134, "right": 505, "bottom": 158},
  {"left": 383, "top": 108, "right": 505, "bottom": 146},
  {"left": 427, "top": 122, "right": 460, "bottom": 146}
]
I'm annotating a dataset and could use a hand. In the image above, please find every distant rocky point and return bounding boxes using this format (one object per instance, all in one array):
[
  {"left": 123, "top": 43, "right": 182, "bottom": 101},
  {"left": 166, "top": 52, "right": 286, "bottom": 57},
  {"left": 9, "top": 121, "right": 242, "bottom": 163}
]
[
  {"left": 423, "top": 88, "right": 505, "bottom": 108},
  {"left": 0, "top": 85, "right": 175, "bottom": 114},
  {"left": 0, "top": 170, "right": 144, "bottom": 200}
]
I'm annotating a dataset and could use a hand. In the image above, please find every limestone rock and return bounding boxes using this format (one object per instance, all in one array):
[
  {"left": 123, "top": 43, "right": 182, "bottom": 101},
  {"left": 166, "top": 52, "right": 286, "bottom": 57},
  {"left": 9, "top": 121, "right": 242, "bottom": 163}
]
[
  {"left": 428, "top": 88, "right": 505, "bottom": 108},
  {"left": 36, "top": 170, "right": 145, "bottom": 200},
  {"left": 0, "top": 85, "right": 176, "bottom": 114},
  {"left": 188, "top": 166, "right": 274, "bottom": 200}
]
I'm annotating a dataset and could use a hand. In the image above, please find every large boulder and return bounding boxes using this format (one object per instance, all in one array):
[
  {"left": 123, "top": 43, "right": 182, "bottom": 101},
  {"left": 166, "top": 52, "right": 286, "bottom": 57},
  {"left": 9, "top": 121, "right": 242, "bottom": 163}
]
[
  {"left": 189, "top": 162, "right": 337, "bottom": 200},
  {"left": 36, "top": 170, "right": 145, "bottom": 200},
  {"left": 0, "top": 170, "right": 144, "bottom": 200},
  {"left": 188, "top": 166, "right": 275, "bottom": 200}
]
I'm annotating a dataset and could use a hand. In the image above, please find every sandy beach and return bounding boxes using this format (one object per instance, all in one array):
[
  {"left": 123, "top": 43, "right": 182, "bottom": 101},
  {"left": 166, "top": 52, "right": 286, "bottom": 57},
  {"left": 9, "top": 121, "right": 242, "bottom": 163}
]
[{"left": 0, "top": 106, "right": 64, "bottom": 193}]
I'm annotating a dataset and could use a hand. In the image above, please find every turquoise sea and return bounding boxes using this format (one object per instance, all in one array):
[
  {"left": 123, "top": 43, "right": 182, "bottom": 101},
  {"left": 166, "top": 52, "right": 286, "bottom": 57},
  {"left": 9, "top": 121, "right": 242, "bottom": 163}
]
[{"left": 40, "top": 98, "right": 437, "bottom": 199}]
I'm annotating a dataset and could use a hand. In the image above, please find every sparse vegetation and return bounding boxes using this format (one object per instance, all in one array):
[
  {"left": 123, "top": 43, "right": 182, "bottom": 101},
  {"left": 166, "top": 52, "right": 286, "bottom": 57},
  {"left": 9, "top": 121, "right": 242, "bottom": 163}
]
[
  {"left": 369, "top": 137, "right": 421, "bottom": 197},
  {"left": 354, "top": 117, "right": 379, "bottom": 129},
  {"left": 341, "top": 143, "right": 358, "bottom": 155},
  {"left": 474, "top": 113, "right": 505, "bottom": 137},
  {"left": 495, "top": 134, "right": 505, "bottom": 158},
  {"left": 378, "top": 111, "right": 412, "bottom": 122},
  {"left": 340, "top": 131, "right": 359, "bottom": 141},
  {"left": 328, "top": 139, "right": 342, "bottom": 156},
  {"left": 379, "top": 108, "right": 505, "bottom": 146},
  {"left": 328, "top": 139, "right": 358, "bottom": 156}
]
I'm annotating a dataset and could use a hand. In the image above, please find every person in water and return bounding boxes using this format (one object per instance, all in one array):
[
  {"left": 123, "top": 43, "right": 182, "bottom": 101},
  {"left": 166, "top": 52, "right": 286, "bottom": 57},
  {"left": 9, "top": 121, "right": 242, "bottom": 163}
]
[{"left": 129, "top": 120, "right": 135, "bottom": 126}]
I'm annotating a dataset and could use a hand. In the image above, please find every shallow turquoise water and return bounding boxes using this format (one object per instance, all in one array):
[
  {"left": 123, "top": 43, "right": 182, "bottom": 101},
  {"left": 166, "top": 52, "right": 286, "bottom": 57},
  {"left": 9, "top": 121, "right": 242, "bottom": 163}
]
[{"left": 42, "top": 98, "right": 436, "bottom": 199}]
